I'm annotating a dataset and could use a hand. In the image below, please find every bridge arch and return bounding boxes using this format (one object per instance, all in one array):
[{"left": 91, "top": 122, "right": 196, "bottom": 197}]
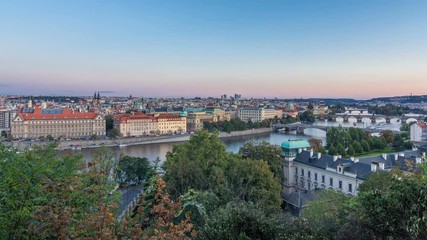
[
  {"left": 303, "top": 128, "right": 327, "bottom": 138},
  {"left": 406, "top": 118, "right": 418, "bottom": 124},
  {"left": 375, "top": 117, "right": 386, "bottom": 123},
  {"left": 361, "top": 117, "right": 371, "bottom": 123},
  {"left": 389, "top": 117, "right": 401, "bottom": 123},
  {"left": 336, "top": 116, "right": 344, "bottom": 122},
  {"left": 348, "top": 116, "right": 358, "bottom": 122}
]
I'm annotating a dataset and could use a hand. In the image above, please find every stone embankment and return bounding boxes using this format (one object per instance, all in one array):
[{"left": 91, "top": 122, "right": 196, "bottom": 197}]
[{"left": 2, "top": 128, "right": 272, "bottom": 150}]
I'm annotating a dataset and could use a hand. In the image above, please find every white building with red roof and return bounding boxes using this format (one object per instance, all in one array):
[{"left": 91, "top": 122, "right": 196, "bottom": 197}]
[
  {"left": 11, "top": 106, "right": 105, "bottom": 139},
  {"left": 410, "top": 121, "right": 427, "bottom": 142}
]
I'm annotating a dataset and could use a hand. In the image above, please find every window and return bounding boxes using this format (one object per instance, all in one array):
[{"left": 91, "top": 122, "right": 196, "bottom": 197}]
[
  {"left": 295, "top": 167, "right": 298, "bottom": 175},
  {"left": 308, "top": 171, "right": 311, "bottom": 179},
  {"left": 322, "top": 175, "right": 325, "bottom": 183},
  {"left": 329, "top": 178, "right": 333, "bottom": 186},
  {"left": 301, "top": 169, "right": 304, "bottom": 177},
  {"left": 339, "top": 180, "right": 342, "bottom": 189},
  {"left": 349, "top": 183, "right": 353, "bottom": 193},
  {"left": 315, "top": 173, "right": 318, "bottom": 181}
]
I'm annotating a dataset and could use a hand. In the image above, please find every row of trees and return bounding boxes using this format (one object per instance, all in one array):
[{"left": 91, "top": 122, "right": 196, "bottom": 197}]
[
  {"left": 368, "top": 104, "right": 412, "bottom": 115},
  {"left": 203, "top": 118, "right": 271, "bottom": 133},
  {"left": 326, "top": 127, "right": 412, "bottom": 157}
]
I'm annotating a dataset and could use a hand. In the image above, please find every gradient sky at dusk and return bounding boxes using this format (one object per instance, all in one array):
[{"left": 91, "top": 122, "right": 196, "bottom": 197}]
[{"left": 1, "top": 0, "right": 426, "bottom": 99}]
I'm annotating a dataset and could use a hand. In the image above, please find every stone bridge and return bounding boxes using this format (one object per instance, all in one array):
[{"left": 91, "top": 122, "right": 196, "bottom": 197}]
[
  {"left": 319, "top": 114, "right": 425, "bottom": 124},
  {"left": 274, "top": 123, "right": 358, "bottom": 134}
]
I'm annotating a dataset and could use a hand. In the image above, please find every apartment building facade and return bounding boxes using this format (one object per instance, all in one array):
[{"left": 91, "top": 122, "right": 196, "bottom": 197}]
[{"left": 11, "top": 107, "right": 105, "bottom": 139}]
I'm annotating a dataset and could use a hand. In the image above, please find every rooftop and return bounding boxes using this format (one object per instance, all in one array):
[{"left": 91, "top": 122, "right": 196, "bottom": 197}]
[{"left": 281, "top": 140, "right": 311, "bottom": 150}]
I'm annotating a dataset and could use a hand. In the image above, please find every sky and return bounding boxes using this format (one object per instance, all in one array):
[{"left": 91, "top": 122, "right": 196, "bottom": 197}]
[{"left": 1, "top": 0, "right": 426, "bottom": 99}]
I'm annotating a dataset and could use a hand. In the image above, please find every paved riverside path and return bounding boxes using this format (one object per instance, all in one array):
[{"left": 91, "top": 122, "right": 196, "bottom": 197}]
[{"left": 119, "top": 185, "right": 145, "bottom": 215}]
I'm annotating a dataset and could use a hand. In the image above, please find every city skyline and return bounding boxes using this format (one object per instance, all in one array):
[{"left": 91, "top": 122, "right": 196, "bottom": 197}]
[{"left": 1, "top": 0, "right": 427, "bottom": 99}]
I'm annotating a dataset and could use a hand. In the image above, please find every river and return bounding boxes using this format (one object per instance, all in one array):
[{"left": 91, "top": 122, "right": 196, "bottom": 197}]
[{"left": 78, "top": 119, "right": 401, "bottom": 163}]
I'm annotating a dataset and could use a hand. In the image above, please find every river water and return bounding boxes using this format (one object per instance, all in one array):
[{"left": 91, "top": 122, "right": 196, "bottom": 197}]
[{"left": 78, "top": 120, "right": 401, "bottom": 164}]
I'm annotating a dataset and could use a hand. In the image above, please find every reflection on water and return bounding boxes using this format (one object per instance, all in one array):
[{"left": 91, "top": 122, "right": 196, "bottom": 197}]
[{"left": 79, "top": 120, "right": 400, "bottom": 164}]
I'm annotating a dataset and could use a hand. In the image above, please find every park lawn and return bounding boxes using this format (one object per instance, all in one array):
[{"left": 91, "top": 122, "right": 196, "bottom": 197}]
[{"left": 355, "top": 147, "right": 396, "bottom": 158}]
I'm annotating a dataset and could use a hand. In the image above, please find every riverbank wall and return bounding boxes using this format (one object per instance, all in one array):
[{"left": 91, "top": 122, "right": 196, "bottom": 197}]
[{"left": 2, "top": 128, "right": 273, "bottom": 150}]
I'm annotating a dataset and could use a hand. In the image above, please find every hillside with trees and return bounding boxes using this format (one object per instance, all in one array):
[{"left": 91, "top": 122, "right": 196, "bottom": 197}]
[{"left": 0, "top": 132, "right": 426, "bottom": 239}]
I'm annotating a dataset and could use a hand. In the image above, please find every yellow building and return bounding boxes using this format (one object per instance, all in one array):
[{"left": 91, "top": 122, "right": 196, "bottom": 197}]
[
  {"left": 186, "top": 107, "right": 231, "bottom": 132},
  {"left": 156, "top": 114, "right": 187, "bottom": 134},
  {"left": 114, "top": 113, "right": 158, "bottom": 137},
  {"left": 11, "top": 107, "right": 105, "bottom": 139}
]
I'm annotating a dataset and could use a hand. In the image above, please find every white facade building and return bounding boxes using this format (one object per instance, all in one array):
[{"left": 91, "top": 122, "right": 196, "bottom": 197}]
[{"left": 238, "top": 107, "right": 280, "bottom": 123}]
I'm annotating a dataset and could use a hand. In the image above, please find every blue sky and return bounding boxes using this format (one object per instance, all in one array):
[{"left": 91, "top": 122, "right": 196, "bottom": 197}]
[{"left": 1, "top": 0, "right": 426, "bottom": 99}]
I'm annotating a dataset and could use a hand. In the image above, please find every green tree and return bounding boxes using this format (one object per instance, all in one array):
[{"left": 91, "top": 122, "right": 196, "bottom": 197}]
[
  {"left": 299, "top": 110, "right": 315, "bottom": 123},
  {"left": 116, "top": 156, "right": 155, "bottom": 186},
  {"left": 163, "top": 131, "right": 228, "bottom": 198},
  {"left": 347, "top": 145, "right": 355, "bottom": 156},
  {"left": 361, "top": 140, "right": 370, "bottom": 152},
  {"left": 336, "top": 143, "right": 346, "bottom": 156},
  {"left": 352, "top": 141, "right": 363, "bottom": 154},
  {"left": 355, "top": 175, "right": 427, "bottom": 239},
  {"left": 118, "top": 175, "right": 197, "bottom": 239},
  {"left": 328, "top": 144, "right": 337, "bottom": 155},
  {"left": 238, "top": 141, "right": 284, "bottom": 187},
  {"left": 381, "top": 130, "right": 395, "bottom": 144},
  {"left": 302, "top": 190, "right": 351, "bottom": 237},
  {"left": 199, "top": 202, "right": 290, "bottom": 240},
  {"left": 0, "top": 144, "right": 79, "bottom": 239},
  {"left": 224, "top": 157, "right": 282, "bottom": 212}
]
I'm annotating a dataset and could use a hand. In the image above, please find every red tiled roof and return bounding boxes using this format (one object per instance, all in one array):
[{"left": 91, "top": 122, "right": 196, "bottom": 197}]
[
  {"left": 156, "top": 113, "right": 183, "bottom": 119},
  {"left": 17, "top": 107, "right": 98, "bottom": 120},
  {"left": 114, "top": 113, "right": 156, "bottom": 123},
  {"left": 416, "top": 122, "right": 427, "bottom": 129}
]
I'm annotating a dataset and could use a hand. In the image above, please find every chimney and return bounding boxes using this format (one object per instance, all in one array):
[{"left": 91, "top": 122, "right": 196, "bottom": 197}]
[
  {"left": 379, "top": 162, "right": 385, "bottom": 170},
  {"left": 394, "top": 153, "right": 398, "bottom": 160},
  {"left": 354, "top": 158, "right": 359, "bottom": 163},
  {"left": 371, "top": 163, "right": 377, "bottom": 172},
  {"left": 423, "top": 152, "right": 426, "bottom": 158},
  {"left": 350, "top": 157, "right": 355, "bottom": 161},
  {"left": 398, "top": 152, "right": 404, "bottom": 157},
  {"left": 298, "top": 148, "right": 302, "bottom": 153},
  {"left": 333, "top": 155, "right": 338, "bottom": 161},
  {"left": 416, "top": 157, "right": 421, "bottom": 164},
  {"left": 338, "top": 155, "right": 342, "bottom": 159},
  {"left": 317, "top": 152, "right": 322, "bottom": 159},
  {"left": 382, "top": 153, "right": 387, "bottom": 160},
  {"left": 412, "top": 146, "right": 418, "bottom": 151},
  {"left": 310, "top": 149, "right": 314, "bottom": 158}
]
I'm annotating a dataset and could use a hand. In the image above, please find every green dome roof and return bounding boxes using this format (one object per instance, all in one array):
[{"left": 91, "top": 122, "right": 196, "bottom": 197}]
[
  {"left": 281, "top": 140, "right": 310, "bottom": 149},
  {"left": 179, "top": 111, "right": 188, "bottom": 117}
]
